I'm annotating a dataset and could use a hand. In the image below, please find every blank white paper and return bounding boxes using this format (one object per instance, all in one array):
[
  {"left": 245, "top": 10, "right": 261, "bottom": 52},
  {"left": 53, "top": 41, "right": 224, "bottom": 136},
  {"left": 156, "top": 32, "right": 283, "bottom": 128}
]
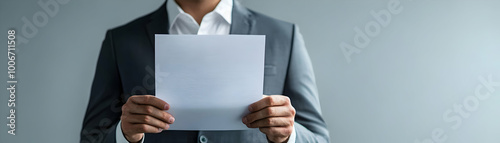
[{"left": 155, "top": 35, "right": 265, "bottom": 130}]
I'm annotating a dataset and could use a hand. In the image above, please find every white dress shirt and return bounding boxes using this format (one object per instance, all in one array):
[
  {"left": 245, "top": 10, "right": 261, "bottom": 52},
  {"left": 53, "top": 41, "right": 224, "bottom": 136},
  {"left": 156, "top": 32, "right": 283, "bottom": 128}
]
[
  {"left": 117, "top": 0, "right": 296, "bottom": 142},
  {"left": 167, "top": 0, "right": 231, "bottom": 35}
]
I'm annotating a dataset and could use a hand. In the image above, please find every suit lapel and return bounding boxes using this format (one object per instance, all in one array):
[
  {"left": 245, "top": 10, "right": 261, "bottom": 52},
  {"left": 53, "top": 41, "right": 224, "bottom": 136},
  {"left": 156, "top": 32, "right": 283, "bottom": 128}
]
[
  {"left": 146, "top": 2, "right": 169, "bottom": 47},
  {"left": 230, "top": 1, "right": 254, "bottom": 35}
]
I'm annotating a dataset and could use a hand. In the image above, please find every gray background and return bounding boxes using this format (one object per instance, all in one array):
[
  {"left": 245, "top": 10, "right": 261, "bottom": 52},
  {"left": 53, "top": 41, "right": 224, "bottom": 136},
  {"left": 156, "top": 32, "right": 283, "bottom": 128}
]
[{"left": 1, "top": 0, "right": 499, "bottom": 142}]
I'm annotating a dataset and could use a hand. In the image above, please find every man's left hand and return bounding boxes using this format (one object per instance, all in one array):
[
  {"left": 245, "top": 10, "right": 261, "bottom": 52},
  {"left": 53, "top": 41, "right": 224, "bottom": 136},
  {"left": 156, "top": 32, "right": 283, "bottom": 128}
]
[{"left": 243, "top": 95, "right": 296, "bottom": 143}]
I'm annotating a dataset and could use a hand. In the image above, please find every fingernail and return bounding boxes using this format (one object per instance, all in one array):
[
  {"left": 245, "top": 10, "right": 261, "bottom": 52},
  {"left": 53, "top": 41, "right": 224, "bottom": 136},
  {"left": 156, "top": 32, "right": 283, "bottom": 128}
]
[
  {"left": 164, "top": 104, "right": 169, "bottom": 110},
  {"left": 242, "top": 117, "right": 247, "bottom": 124},
  {"left": 159, "top": 128, "right": 163, "bottom": 132},
  {"left": 165, "top": 124, "right": 170, "bottom": 129},
  {"left": 169, "top": 117, "right": 175, "bottom": 123}
]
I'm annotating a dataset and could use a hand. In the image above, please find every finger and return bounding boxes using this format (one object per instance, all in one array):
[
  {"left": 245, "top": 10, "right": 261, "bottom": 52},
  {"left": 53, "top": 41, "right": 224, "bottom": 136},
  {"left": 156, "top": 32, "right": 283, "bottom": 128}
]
[
  {"left": 243, "top": 106, "right": 295, "bottom": 124},
  {"left": 123, "top": 114, "right": 170, "bottom": 130},
  {"left": 128, "top": 123, "right": 165, "bottom": 133},
  {"left": 248, "top": 95, "right": 291, "bottom": 112},
  {"left": 259, "top": 126, "right": 293, "bottom": 141},
  {"left": 129, "top": 95, "right": 169, "bottom": 110},
  {"left": 246, "top": 117, "right": 294, "bottom": 128},
  {"left": 124, "top": 103, "right": 175, "bottom": 124}
]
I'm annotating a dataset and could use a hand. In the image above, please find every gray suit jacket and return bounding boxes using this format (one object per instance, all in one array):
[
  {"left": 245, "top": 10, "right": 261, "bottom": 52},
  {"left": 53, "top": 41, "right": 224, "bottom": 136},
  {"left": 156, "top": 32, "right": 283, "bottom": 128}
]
[{"left": 81, "top": 1, "right": 330, "bottom": 142}]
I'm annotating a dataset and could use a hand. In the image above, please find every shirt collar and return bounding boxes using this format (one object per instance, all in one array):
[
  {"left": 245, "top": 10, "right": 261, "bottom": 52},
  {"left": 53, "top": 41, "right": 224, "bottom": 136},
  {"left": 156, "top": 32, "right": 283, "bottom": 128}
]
[{"left": 166, "top": 0, "right": 233, "bottom": 26}]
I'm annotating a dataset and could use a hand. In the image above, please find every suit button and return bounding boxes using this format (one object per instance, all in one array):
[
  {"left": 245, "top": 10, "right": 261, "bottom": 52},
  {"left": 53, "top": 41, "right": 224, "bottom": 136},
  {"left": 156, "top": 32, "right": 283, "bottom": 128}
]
[{"left": 199, "top": 135, "right": 208, "bottom": 143}]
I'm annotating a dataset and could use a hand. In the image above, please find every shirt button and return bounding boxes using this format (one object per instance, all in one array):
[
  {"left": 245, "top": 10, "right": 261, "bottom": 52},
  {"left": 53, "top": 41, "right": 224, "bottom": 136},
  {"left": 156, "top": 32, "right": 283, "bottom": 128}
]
[{"left": 199, "top": 135, "right": 208, "bottom": 143}]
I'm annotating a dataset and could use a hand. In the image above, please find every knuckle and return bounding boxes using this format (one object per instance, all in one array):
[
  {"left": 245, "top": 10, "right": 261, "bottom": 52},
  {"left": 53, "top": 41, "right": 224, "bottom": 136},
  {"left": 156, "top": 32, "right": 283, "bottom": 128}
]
[
  {"left": 162, "top": 112, "right": 168, "bottom": 120},
  {"left": 266, "top": 118, "right": 274, "bottom": 125},
  {"left": 285, "top": 96, "right": 291, "bottom": 104},
  {"left": 289, "top": 106, "right": 296, "bottom": 115},
  {"left": 142, "top": 115, "right": 150, "bottom": 123},
  {"left": 267, "top": 97, "right": 275, "bottom": 105},
  {"left": 139, "top": 125, "right": 148, "bottom": 132},
  {"left": 121, "top": 122, "right": 129, "bottom": 130},
  {"left": 284, "top": 127, "right": 293, "bottom": 135},
  {"left": 121, "top": 105, "right": 127, "bottom": 112},
  {"left": 266, "top": 107, "right": 274, "bottom": 116},
  {"left": 144, "top": 106, "right": 154, "bottom": 114},
  {"left": 143, "top": 95, "right": 151, "bottom": 103},
  {"left": 120, "top": 115, "right": 126, "bottom": 121},
  {"left": 288, "top": 119, "right": 294, "bottom": 126}
]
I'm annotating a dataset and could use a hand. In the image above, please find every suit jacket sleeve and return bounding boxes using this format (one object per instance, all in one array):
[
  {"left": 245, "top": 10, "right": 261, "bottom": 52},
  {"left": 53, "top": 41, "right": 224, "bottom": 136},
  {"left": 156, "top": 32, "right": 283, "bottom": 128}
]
[
  {"left": 81, "top": 30, "right": 123, "bottom": 143},
  {"left": 285, "top": 25, "right": 331, "bottom": 143}
]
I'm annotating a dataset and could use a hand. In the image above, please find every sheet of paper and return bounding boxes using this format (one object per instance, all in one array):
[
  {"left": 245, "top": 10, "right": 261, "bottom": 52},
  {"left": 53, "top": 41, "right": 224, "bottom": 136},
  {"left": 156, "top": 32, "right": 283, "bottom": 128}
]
[{"left": 155, "top": 35, "right": 265, "bottom": 130}]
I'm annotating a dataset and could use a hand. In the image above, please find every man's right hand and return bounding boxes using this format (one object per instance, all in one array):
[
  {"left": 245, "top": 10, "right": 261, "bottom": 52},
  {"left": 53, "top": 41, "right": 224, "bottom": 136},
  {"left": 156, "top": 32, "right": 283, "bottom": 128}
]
[{"left": 121, "top": 95, "right": 175, "bottom": 143}]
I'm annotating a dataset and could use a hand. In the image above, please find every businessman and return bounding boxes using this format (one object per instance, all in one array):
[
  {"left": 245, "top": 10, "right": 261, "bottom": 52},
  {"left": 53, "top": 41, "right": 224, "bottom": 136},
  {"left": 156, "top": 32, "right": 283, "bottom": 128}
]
[{"left": 81, "top": 0, "right": 330, "bottom": 142}]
